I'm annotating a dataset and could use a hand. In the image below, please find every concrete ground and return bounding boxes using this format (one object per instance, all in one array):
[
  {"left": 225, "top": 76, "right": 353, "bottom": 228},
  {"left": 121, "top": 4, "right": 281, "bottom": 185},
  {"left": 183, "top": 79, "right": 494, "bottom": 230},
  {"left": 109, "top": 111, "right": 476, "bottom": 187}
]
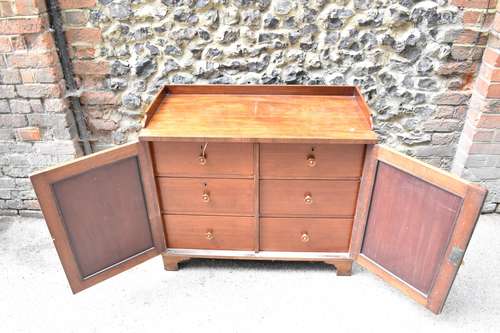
[{"left": 1, "top": 215, "right": 499, "bottom": 333}]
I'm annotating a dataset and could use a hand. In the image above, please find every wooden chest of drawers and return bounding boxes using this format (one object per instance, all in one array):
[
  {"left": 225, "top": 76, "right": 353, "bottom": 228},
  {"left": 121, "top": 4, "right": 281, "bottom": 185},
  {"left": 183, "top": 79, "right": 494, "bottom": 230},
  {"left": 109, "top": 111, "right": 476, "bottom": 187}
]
[{"left": 31, "top": 85, "right": 487, "bottom": 314}]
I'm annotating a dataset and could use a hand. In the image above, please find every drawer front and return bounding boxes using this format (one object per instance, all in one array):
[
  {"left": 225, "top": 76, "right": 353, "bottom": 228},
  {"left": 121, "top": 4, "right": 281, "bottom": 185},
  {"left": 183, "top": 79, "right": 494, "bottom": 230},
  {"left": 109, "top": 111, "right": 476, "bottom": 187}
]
[
  {"left": 260, "top": 218, "right": 352, "bottom": 252},
  {"left": 152, "top": 142, "right": 253, "bottom": 177},
  {"left": 164, "top": 215, "right": 254, "bottom": 250},
  {"left": 260, "top": 144, "right": 364, "bottom": 179},
  {"left": 158, "top": 178, "right": 254, "bottom": 215},
  {"left": 260, "top": 180, "right": 359, "bottom": 217}
]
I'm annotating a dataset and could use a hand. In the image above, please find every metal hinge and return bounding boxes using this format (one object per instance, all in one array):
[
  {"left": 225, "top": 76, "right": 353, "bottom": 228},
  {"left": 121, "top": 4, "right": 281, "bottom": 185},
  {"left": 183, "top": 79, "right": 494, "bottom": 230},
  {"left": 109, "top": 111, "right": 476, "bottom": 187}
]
[{"left": 449, "top": 246, "right": 465, "bottom": 266}]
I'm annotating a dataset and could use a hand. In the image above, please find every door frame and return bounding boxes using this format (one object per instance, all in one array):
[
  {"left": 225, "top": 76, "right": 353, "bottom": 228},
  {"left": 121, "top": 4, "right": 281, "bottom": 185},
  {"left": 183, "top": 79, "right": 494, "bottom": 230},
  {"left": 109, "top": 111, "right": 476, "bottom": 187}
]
[
  {"left": 350, "top": 145, "right": 486, "bottom": 314},
  {"left": 31, "top": 141, "right": 165, "bottom": 293}
]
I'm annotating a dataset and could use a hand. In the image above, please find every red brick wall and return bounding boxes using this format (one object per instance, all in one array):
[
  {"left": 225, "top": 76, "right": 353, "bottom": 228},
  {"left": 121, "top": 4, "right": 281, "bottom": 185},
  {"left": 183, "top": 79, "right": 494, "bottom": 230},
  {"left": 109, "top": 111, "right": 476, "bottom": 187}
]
[
  {"left": 452, "top": 1, "right": 500, "bottom": 213},
  {"left": 0, "top": 0, "right": 80, "bottom": 217}
]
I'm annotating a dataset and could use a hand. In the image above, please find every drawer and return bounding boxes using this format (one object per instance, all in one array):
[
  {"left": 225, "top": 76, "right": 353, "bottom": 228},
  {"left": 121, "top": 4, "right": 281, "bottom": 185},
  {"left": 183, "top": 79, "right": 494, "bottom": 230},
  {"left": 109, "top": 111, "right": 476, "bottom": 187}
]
[
  {"left": 164, "top": 215, "right": 255, "bottom": 250},
  {"left": 260, "top": 144, "right": 364, "bottom": 179},
  {"left": 260, "top": 218, "right": 352, "bottom": 252},
  {"left": 260, "top": 180, "right": 359, "bottom": 217},
  {"left": 158, "top": 178, "right": 254, "bottom": 215},
  {"left": 151, "top": 142, "right": 253, "bottom": 177}
]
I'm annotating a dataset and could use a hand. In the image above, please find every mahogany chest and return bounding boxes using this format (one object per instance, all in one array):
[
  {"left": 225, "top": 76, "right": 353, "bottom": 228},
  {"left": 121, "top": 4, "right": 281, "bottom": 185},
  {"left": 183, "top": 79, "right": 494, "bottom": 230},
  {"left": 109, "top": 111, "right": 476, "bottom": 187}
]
[{"left": 31, "top": 85, "right": 487, "bottom": 314}]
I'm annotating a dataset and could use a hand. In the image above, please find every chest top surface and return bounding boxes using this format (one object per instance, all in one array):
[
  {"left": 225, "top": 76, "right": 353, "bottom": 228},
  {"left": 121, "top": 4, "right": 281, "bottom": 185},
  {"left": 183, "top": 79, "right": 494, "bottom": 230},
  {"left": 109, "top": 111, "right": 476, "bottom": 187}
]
[{"left": 139, "top": 85, "right": 378, "bottom": 144}]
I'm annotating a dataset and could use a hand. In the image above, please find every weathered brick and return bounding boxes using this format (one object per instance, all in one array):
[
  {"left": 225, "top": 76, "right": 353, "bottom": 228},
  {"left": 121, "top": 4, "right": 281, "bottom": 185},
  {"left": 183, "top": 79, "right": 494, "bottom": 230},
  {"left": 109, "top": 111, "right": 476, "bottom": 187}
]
[
  {"left": 8, "top": 51, "right": 59, "bottom": 68},
  {"left": 13, "top": 189, "right": 36, "bottom": 200},
  {"left": 0, "top": 2, "right": 14, "bottom": 17},
  {"left": 24, "top": 31, "right": 55, "bottom": 50},
  {"left": 5, "top": 199, "right": 24, "bottom": 209},
  {"left": 27, "top": 113, "right": 69, "bottom": 129},
  {"left": 73, "top": 61, "right": 110, "bottom": 75},
  {"left": 44, "top": 98, "right": 68, "bottom": 113},
  {"left": 16, "top": 83, "right": 63, "bottom": 98},
  {"left": 0, "top": 190, "right": 10, "bottom": 199},
  {"left": 10, "top": 35, "right": 27, "bottom": 51},
  {"left": 423, "top": 119, "right": 462, "bottom": 132},
  {"left": 468, "top": 167, "right": 500, "bottom": 180},
  {"left": 0, "top": 85, "right": 16, "bottom": 98},
  {"left": 0, "top": 177, "right": 15, "bottom": 188},
  {"left": 436, "top": 62, "right": 478, "bottom": 76},
  {"left": 0, "top": 99, "right": 9, "bottom": 113},
  {"left": 19, "top": 69, "right": 35, "bottom": 83},
  {"left": 0, "top": 209, "right": 18, "bottom": 216},
  {"left": 451, "top": 0, "right": 497, "bottom": 8},
  {"left": 58, "top": 0, "right": 96, "bottom": 10},
  {"left": 70, "top": 46, "right": 96, "bottom": 59},
  {"left": 0, "top": 114, "right": 27, "bottom": 128},
  {"left": 80, "top": 91, "right": 119, "bottom": 105},
  {"left": 0, "top": 16, "right": 47, "bottom": 35},
  {"left": 0, "top": 129, "right": 14, "bottom": 140},
  {"left": 0, "top": 36, "right": 11, "bottom": 53},
  {"left": 22, "top": 200, "right": 40, "bottom": 210},
  {"left": 483, "top": 47, "right": 500, "bottom": 67},
  {"left": 62, "top": 10, "right": 88, "bottom": 26},
  {"left": 469, "top": 143, "right": 500, "bottom": 154},
  {"left": 451, "top": 45, "right": 485, "bottom": 61},
  {"left": 455, "top": 29, "right": 489, "bottom": 45},
  {"left": 0, "top": 69, "right": 21, "bottom": 84},
  {"left": 88, "top": 118, "right": 118, "bottom": 131},
  {"left": 463, "top": 10, "right": 495, "bottom": 26},
  {"left": 476, "top": 77, "right": 500, "bottom": 98},
  {"left": 9, "top": 99, "right": 31, "bottom": 114},
  {"left": 34, "top": 140, "right": 77, "bottom": 155},
  {"left": 477, "top": 114, "right": 500, "bottom": 129},
  {"left": 432, "top": 133, "right": 457, "bottom": 145},
  {"left": 434, "top": 106, "right": 456, "bottom": 119},
  {"left": 14, "top": 0, "right": 47, "bottom": 15},
  {"left": 464, "top": 155, "right": 488, "bottom": 168},
  {"left": 29, "top": 99, "right": 43, "bottom": 113},
  {"left": 472, "top": 129, "right": 495, "bottom": 142},
  {"left": 434, "top": 92, "right": 471, "bottom": 105},
  {"left": 479, "top": 63, "right": 500, "bottom": 82},
  {"left": 19, "top": 209, "right": 43, "bottom": 218},
  {"left": 65, "top": 28, "right": 102, "bottom": 45},
  {"left": 414, "top": 145, "right": 456, "bottom": 158}
]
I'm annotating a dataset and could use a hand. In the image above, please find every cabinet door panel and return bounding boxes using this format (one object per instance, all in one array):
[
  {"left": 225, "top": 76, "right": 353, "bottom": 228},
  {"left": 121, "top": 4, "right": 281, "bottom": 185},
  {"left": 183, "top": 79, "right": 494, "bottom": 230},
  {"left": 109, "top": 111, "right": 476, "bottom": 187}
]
[
  {"left": 351, "top": 145, "right": 486, "bottom": 314},
  {"left": 31, "top": 142, "right": 164, "bottom": 293}
]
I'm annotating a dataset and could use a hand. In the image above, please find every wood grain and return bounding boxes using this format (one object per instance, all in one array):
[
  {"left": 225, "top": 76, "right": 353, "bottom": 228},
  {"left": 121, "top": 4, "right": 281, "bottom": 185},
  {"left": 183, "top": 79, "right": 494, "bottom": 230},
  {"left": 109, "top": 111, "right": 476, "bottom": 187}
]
[
  {"left": 260, "top": 218, "right": 353, "bottom": 252},
  {"left": 361, "top": 162, "right": 462, "bottom": 294},
  {"left": 157, "top": 177, "right": 254, "bottom": 215},
  {"left": 260, "top": 143, "right": 364, "bottom": 179},
  {"left": 350, "top": 145, "right": 488, "bottom": 314},
  {"left": 260, "top": 179, "right": 359, "bottom": 217},
  {"left": 139, "top": 85, "right": 377, "bottom": 144},
  {"left": 30, "top": 142, "right": 160, "bottom": 293},
  {"left": 151, "top": 141, "right": 253, "bottom": 177},
  {"left": 164, "top": 215, "right": 255, "bottom": 250}
]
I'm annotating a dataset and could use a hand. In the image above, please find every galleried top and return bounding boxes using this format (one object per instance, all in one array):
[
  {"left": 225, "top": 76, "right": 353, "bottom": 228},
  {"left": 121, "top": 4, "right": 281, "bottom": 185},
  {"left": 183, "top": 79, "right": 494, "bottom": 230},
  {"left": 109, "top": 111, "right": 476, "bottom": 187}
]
[{"left": 139, "top": 85, "right": 378, "bottom": 144}]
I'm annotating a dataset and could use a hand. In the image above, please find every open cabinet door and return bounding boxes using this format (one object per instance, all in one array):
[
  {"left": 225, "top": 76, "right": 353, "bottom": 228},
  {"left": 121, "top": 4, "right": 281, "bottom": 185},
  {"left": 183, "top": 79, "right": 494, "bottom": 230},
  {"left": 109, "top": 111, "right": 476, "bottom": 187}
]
[
  {"left": 31, "top": 142, "right": 165, "bottom": 293},
  {"left": 350, "top": 145, "right": 487, "bottom": 314}
]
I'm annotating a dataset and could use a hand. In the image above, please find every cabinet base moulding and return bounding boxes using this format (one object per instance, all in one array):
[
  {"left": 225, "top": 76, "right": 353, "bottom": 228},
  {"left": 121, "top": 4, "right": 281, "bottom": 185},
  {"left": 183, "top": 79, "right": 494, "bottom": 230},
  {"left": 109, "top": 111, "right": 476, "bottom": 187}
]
[{"left": 161, "top": 250, "right": 353, "bottom": 276}]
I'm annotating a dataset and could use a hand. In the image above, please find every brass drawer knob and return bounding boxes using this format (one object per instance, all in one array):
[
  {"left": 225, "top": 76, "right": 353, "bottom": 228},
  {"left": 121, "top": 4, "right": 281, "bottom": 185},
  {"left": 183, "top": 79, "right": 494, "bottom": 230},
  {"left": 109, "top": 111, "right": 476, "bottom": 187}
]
[
  {"left": 198, "top": 154, "right": 207, "bottom": 165},
  {"left": 304, "top": 193, "right": 313, "bottom": 205},
  {"left": 202, "top": 191, "right": 210, "bottom": 203},
  {"left": 301, "top": 233, "right": 310, "bottom": 242},
  {"left": 205, "top": 230, "right": 214, "bottom": 240},
  {"left": 307, "top": 154, "right": 316, "bottom": 167}
]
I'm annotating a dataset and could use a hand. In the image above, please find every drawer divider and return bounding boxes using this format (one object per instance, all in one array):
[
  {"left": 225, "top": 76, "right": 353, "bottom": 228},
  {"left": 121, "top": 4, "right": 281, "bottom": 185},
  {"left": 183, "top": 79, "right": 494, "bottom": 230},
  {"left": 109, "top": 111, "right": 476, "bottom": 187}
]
[{"left": 254, "top": 143, "right": 260, "bottom": 253}]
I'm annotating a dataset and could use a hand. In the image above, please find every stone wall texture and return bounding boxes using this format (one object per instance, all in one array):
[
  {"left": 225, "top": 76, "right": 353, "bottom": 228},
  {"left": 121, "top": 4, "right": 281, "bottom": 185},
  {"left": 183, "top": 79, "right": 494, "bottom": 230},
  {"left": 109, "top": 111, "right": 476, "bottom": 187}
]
[{"left": 1, "top": 0, "right": 500, "bottom": 215}]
